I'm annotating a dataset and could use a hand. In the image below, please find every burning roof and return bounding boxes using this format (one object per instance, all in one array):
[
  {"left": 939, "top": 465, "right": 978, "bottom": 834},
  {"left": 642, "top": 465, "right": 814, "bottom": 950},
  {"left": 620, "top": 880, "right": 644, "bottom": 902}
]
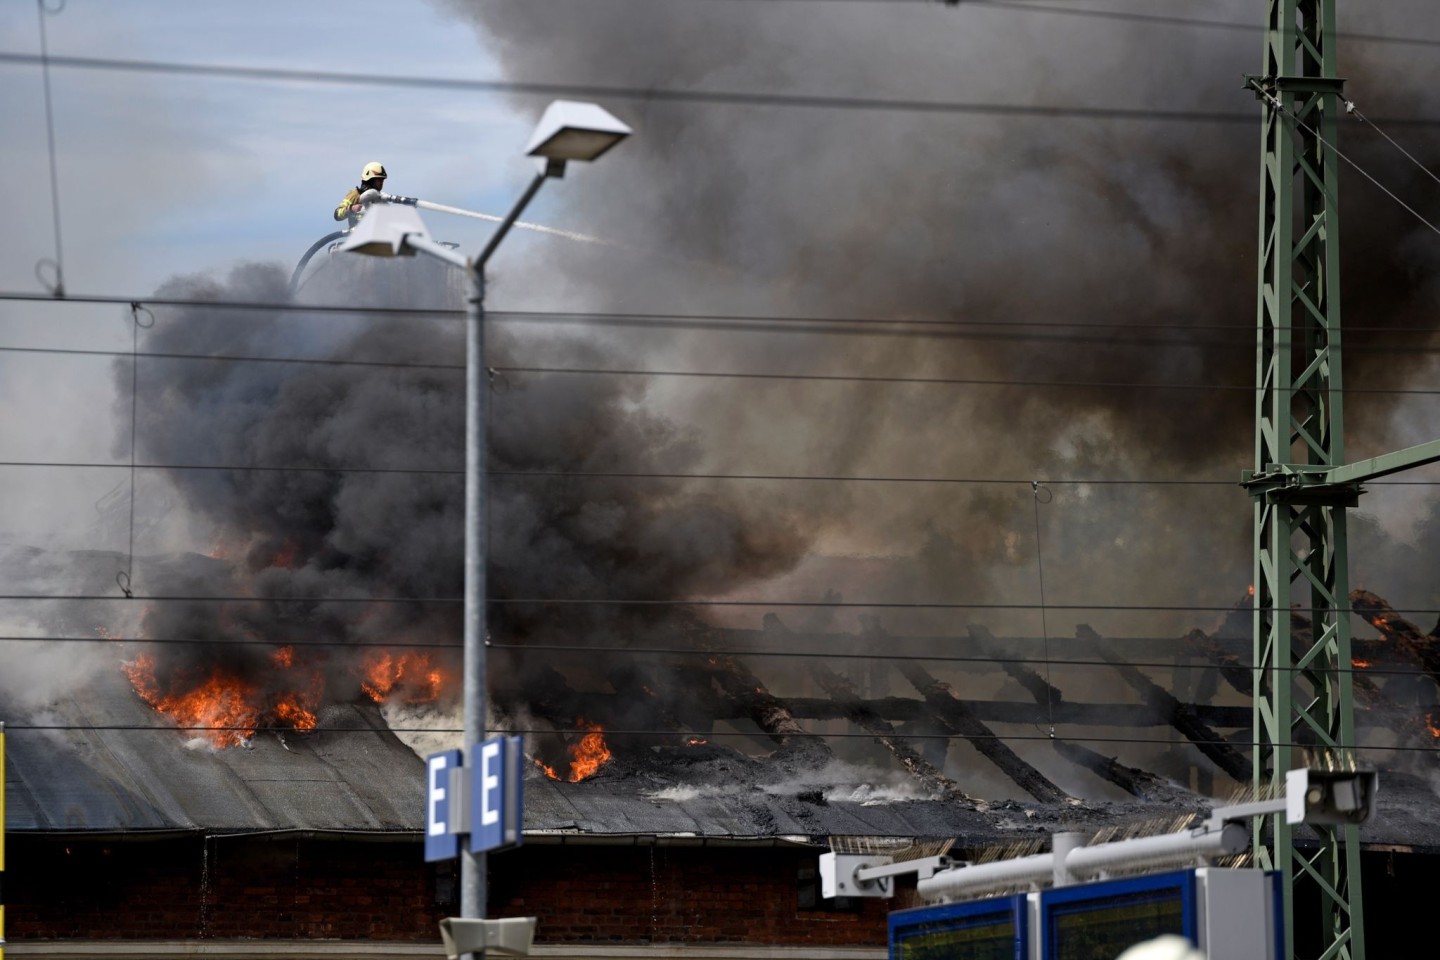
[{"left": 6, "top": 547, "right": 1440, "bottom": 853}]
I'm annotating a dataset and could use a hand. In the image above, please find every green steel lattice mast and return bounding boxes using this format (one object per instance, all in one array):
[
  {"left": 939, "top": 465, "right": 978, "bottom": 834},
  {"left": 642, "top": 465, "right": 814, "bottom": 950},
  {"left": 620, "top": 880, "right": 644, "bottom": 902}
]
[{"left": 1245, "top": 2, "right": 1362, "bottom": 957}]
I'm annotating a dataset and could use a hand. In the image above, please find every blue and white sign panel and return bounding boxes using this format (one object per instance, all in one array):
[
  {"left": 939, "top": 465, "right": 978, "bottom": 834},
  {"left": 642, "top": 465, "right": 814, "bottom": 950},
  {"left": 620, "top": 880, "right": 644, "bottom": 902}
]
[
  {"left": 424, "top": 748, "right": 463, "bottom": 862},
  {"left": 471, "top": 735, "right": 524, "bottom": 854}
]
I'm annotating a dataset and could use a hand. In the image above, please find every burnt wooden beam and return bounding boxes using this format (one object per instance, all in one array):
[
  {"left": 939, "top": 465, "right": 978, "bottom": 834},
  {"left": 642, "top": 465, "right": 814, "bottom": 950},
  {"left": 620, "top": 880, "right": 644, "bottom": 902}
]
[
  {"left": 1352, "top": 589, "right": 1440, "bottom": 680},
  {"left": 964, "top": 623, "right": 1213, "bottom": 797},
  {"left": 758, "top": 613, "right": 973, "bottom": 800},
  {"left": 1182, "top": 628, "right": 1253, "bottom": 697},
  {"left": 696, "top": 643, "right": 832, "bottom": 765},
  {"left": 498, "top": 688, "right": 1260, "bottom": 730},
  {"left": 1076, "top": 624, "right": 1252, "bottom": 783},
  {"left": 702, "top": 625, "right": 1232, "bottom": 664},
  {"left": 779, "top": 697, "right": 1252, "bottom": 728},
  {"left": 893, "top": 658, "right": 1072, "bottom": 804},
  {"left": 1281, "top": 602, "right": 1436, "bottom": 748},
  {"left": 809, "top": 660, "right": 976, "bottom": 802},
  {"left": 1051, "top": 740, "right": 1197, "bottom": 804},
  {"left": 967, "top": 624, "right": 1067, "bottom": 706}
]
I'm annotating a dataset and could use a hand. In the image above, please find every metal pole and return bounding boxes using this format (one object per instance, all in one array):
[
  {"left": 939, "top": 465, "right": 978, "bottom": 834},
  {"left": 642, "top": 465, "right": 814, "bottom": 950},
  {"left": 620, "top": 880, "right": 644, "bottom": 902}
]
[
  {"left": 457, "top": 169, "right": 552, "bottom": 944},
  {"left": 460, "top": 170, "right": 549, "bottom": 932},
  {"left": 477, "top": 172, "right": 551, "bottom": 269},
  {"left": 461, "top": 259, "right": 488, "bottom": 929}
]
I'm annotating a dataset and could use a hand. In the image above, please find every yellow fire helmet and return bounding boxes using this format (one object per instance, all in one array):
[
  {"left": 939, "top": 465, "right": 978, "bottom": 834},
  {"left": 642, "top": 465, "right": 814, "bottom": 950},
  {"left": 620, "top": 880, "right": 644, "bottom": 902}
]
[{"left": 360, "top": 161, "right": 387, "bottom": 182}]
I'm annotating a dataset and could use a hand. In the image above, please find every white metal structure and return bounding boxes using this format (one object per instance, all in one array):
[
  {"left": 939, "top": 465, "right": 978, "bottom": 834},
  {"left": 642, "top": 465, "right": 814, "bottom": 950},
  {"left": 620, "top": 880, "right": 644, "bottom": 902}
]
[{"left": 820, "top": 766, "right": 1375, "bottom": 905}]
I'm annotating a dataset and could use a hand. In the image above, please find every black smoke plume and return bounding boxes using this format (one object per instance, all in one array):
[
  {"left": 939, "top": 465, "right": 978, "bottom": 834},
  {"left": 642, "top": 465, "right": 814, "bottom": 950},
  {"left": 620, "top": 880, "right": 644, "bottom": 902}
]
[{"left": 116, "top": 258, "right": 814, "bottom": 726}]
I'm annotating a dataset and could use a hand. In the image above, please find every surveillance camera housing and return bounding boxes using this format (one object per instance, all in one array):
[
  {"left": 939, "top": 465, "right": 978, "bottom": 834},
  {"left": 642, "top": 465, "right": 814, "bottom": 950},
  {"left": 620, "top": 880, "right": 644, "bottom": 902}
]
[{"left": 1285, "top": 768, "right": 1378, "bottom": 826}]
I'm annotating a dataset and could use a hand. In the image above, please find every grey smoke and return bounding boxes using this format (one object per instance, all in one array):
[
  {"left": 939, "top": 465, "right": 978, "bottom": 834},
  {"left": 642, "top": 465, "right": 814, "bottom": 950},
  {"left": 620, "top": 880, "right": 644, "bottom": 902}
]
[
  {"left": 97, "top": 0, "right": 1440, "bottom": 784},
  {"left": 429, "top": 0, "right": 1440, "bottom": 626}
]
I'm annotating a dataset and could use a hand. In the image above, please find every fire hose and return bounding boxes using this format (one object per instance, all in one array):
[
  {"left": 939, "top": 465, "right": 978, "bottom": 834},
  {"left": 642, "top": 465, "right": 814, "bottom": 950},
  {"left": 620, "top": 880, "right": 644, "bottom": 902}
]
[{"left": 372, "top": 192, "right": 605, "bottom": 246}]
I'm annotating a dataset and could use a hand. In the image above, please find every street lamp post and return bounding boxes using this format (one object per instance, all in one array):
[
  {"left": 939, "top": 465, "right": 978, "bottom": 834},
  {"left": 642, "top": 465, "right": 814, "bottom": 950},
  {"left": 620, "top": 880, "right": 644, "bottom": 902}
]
[{"left": 339, "top": 100, "right": 631, "bottom": 931}]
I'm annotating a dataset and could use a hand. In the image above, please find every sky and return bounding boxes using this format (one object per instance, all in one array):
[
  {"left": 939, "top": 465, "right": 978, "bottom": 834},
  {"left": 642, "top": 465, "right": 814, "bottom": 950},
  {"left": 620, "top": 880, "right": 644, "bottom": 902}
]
[
  {"left": 0, "top": 0, "right": 544, "bottom": 293},
  {"left": 0, "top": 0, "right": 564, "bottom": 552}
]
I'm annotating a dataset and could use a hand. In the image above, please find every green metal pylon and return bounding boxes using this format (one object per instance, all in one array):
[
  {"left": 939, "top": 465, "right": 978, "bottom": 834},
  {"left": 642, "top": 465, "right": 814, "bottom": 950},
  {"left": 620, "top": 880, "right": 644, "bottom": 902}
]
[{"left": 1245, "top": 2, "right": 1365, "bottom": 958}]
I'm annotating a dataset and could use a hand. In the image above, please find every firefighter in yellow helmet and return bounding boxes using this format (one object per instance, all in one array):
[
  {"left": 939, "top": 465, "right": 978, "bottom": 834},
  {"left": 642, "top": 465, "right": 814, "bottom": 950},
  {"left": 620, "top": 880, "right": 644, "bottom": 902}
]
[{"left": 334, "top": 161, "right": 387, "bottom": 227}]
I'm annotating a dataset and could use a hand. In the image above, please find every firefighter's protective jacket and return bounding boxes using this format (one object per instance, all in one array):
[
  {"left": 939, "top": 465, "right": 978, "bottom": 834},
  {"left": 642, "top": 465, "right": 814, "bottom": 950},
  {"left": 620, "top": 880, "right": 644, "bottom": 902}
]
[{"left": 333, "top": 187, "right": 362, "bottom": 225}]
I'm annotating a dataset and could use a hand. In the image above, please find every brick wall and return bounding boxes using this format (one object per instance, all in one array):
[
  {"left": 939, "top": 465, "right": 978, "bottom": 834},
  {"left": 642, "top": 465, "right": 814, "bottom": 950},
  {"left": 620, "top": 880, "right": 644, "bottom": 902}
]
[
  {"left": 9, "top": 836, "right": 444, "bottom": 940},
  {"left": 8, "top": 836, "right": 887, "bottom": 945},
  {"left": 492, "top": 846, "right": 888, "bottom": 945}
]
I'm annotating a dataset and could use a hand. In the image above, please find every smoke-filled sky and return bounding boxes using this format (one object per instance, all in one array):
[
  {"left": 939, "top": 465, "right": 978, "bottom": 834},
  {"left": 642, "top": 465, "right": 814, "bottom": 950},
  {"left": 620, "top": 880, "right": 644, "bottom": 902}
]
[{"left": 4, "top": 0, "right": 1440, "bottom": 731}]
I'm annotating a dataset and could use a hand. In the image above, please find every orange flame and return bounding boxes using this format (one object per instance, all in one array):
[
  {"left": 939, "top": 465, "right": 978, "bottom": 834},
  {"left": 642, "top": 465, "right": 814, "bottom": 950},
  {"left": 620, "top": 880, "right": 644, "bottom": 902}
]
[
  {"left": 1247, "top": 584, "right": 1255, "bottom": 597},
  {"left": 124, "top": 644, "right": 327, "bottom": 747},
  {"left": 535, "top": 721, "right": 613, "bottom": 782},
  {"left": 686, "top": 737, "right": 708, "bottom": 746},
  {"left": 568, "top": 724, "right": 611, "bottom": 781},
  {"left": 1352, "top": 659, "right": 1373, "bottom": 669},
  {"left": 358, "top": 649, "right": 444, "bottom": 704},
  {"left": 273, "top": 693, "right": 318, "bottom": 732},
  {"left": 271, "top": 662, "right": 322, "bottom": 733},
  {"left": 1426, "top": 710, "right": 1440, "bottom": 740},
  {"left": 123, "top": 654, "right": 260, "bottom": 748}
]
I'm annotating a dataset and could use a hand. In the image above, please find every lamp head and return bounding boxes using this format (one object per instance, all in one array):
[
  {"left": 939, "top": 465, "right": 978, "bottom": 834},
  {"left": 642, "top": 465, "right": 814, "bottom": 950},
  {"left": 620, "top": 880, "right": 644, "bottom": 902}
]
[
  {"left": 337, "top": 202, "right": 432, "bottom": 258},
  {"left": 525, "top": 100, "right": 632, "bottom": 176}
]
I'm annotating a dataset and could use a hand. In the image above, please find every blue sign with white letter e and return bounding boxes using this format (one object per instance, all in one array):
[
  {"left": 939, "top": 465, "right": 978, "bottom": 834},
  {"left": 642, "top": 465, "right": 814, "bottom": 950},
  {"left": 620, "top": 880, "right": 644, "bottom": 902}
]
[
  {"left": 424, "top": 749, "right": 463, "bottom": 862},
  {"left": 469, "top": 735, "right": 524, "bottom": 853}
]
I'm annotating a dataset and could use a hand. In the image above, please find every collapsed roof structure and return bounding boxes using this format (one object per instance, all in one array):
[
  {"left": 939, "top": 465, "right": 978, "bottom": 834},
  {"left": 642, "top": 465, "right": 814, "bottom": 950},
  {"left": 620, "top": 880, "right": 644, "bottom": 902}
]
[{"left": 7, "top": 556, "right": 1438, "bottom": 853}]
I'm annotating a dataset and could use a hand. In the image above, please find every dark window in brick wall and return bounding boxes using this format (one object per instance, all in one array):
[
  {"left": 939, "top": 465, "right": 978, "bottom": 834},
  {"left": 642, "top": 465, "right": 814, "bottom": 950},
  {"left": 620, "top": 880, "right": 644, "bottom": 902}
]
[{"left": 796, "top": 866, "right": 862, "bottom": 913}]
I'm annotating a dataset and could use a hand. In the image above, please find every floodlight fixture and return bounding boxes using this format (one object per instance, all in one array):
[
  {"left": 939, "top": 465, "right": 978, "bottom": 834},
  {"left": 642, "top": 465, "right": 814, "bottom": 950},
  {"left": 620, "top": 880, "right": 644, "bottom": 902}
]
[
  {"left": 525, "top": 99, "right": 632, "bottom": 174},
  {"left": 337, "top": 201, "right": 433, "bottom": 258}
]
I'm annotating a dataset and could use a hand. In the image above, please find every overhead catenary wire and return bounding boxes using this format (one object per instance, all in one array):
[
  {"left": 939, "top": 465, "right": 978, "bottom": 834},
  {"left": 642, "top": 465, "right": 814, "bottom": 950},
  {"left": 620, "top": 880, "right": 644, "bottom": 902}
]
[
  {"left": 118, "top": 302, "right": 154, "bottom": 599},
  {"left": 33, "top": 0, "right": 66, "bottom": 297},
  {"left": 0, "top": 459, "right": 1243, "bottom": 484},
  {"left": 7, "top": 295, "right": 1440, "bottom": 360},
  {"left": 10, "top": 341, "right": 1440, "bottom": 399},
  {"left": 1255, "top": 81, "right": 1440, "bottom": 242},
  {"left": 6, "top": 49, "right": 1440, "bottom": 128},
  {"left": 4, "top": 723, "right": 1438, "bottom": 754},
  {"left": 495, "top": 364, "right": 1440, "bottom": 395},
  {"left": 1347, "top": 99, "right": 1440, "bottom": 190},
  {"left": 7, "top": 460, "right": 1440, "bottom": 487},
  {"left": 695, "top": 0, "right": 1440, "bottom": 51},
  {"left": 0, "top": 50, "right": 1279, "bottom": 124},
  {"left": 1031, "top": 480, "right": 1056, "bottom": 738},
  {"left": 4, "top": 594, "right": 1440, "bottom": 616},
  {"left": 4, "top": 633, "right": 1426, "bottom": 680}
]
